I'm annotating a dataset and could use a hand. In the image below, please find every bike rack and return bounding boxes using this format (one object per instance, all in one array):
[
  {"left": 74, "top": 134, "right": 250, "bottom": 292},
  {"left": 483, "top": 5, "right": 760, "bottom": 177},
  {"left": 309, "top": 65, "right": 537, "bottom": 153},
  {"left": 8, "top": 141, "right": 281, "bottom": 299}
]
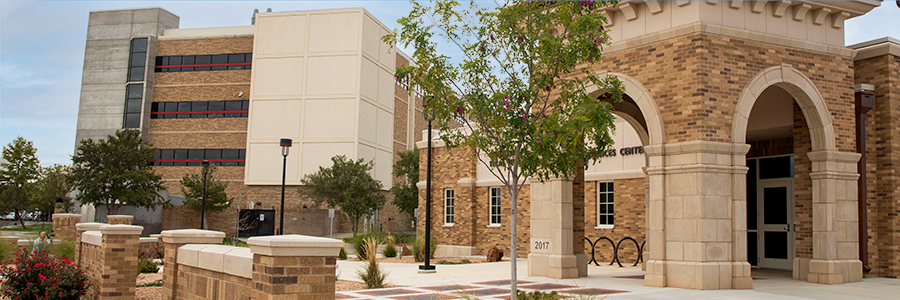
[{"left": 584, "top": 236, "right": 645, "bottom": 267}]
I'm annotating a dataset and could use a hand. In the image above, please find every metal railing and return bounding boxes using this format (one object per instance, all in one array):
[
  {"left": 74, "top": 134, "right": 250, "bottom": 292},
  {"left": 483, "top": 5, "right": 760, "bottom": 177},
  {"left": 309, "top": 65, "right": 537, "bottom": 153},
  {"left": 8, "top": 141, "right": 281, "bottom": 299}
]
[{"left": 584, "top": 236, "right": 645, "bottom": 267}]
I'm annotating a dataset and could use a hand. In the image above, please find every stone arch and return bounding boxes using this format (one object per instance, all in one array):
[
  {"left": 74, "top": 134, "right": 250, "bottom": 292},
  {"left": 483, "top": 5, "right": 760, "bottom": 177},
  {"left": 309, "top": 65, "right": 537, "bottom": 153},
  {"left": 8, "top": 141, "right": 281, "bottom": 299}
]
[
  {"left": 586, "top": 72, "right": 664, "bottom": 146},
  {"left": 611, "top": 111, "right": 650, "bottom": 146},
  {"left": 732, "top": 64, "right": 835, "bottom": 151}
]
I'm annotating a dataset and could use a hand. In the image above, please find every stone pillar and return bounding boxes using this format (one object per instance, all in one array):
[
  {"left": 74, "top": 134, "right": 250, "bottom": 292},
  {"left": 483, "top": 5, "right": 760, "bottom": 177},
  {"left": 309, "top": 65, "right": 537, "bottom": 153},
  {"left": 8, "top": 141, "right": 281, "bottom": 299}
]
[
  {"left": 51, "top": 213, "right": 81, "bottom": 242},
  {"left": 644, "top": 141, "right": 751, "bottom": 290},
  {"left": 160, "top": 229, "right": 225, "bottom": 300},
  {"left": 527, "top": 176, "right": 580, "bottom": 279},
  {"left": 805, "top": 150, "right": 863, "bottom": 284},
  {"left": 247, "top": 235, "right": 344, "bottom": 300},
  {"left": 107, "top": 215, "right": 134, "bottom": 225},
  {"left": 97, "top": 224, "right": 143, "bottom": 300},
  {"left": 76, "top": 222, "right": 105, "bottom": 266}
]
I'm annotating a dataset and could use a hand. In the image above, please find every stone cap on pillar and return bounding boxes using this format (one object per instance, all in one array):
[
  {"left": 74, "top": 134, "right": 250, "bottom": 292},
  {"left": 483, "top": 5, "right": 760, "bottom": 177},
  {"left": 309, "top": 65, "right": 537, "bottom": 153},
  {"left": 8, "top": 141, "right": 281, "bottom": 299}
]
[
  {"left": 160, "top": 229, "right": 225, "bottom": 244},
  {"left": 52, "top": 213, "right": 81, "bottom": 218},
  {"left": 76, "top": 222, "right": 105, "bottom": 232},
  {"left": 100, "top": 224, "right": 143, "bottom": 235},
  {"left": 247, "top": 235, "right": 344, "bottom": 257}
]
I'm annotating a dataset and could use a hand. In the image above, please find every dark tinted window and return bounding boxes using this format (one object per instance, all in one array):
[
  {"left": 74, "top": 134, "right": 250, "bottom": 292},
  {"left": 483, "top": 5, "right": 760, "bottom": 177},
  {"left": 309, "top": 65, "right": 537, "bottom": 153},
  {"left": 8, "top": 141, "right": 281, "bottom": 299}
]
[
  {"left": 154, "top": 53, "right": 251, "bottom": 72},
  {"left": 152, "top": 149, "right": 246, "bottom": 166},
  {"left": 759, "top": 156, "right": 793, "bottom": 179}
]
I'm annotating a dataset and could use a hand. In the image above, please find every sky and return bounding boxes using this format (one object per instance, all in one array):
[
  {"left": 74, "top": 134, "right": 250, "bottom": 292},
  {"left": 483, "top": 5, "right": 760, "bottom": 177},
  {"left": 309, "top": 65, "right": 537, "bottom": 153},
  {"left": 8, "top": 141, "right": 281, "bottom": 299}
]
[{"left": 1, "top": 0, "right": 898, "bottom": 167}]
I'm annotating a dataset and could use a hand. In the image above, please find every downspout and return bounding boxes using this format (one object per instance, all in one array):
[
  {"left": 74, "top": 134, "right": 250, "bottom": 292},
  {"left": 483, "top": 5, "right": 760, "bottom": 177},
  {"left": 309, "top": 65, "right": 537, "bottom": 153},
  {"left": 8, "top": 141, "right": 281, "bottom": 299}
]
[{"left": 854, "top": 83, "right": 874, "bottom": 273}]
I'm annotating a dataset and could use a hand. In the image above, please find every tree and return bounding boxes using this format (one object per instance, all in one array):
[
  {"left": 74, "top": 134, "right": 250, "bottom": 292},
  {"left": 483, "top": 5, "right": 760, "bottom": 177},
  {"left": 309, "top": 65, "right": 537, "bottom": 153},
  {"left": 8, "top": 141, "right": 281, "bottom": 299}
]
[
  {"left": 390, "top": 149, "right": 419, "bottom": 217},
  {"left": 70, "top": 130, "right": 167, "bottom": 215},
  {"left": 0, "top": 137, "right": 41, "bottom": 229},
  {"left": 180, "top": 164, "right": 233, "bottom": 212},
  {"left": 30, "top": 164, "right": 72, "bottom": 219},
  {"left": 386, "top": 1, "right": 623, "bottom": 296},
  {"left": 298, "top": 155, "right": 386, "bottom": 233}
]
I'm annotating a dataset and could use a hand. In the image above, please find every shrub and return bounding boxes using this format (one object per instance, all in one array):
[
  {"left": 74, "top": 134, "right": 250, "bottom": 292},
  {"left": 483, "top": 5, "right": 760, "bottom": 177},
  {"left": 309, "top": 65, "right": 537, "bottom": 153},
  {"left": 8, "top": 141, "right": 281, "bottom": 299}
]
[
  {"left": 411, "top": 235, "right": 439, "bottom": 262},
  {"left": 436, "top": 260, "right": 472, "bottom": 265},
  {"left": 138, "top": 259, "right": 159, "bottom": 273},
  {"left": 338, "top": 247, "right": 348, "bottom": 260},
  {"left": 382, "top": 235, "right": 397, "bottom": 258},
  {"left": 0, "top": 248, "right": 90, "bottom": 300},
  {"left": 517, "top": 290, "right": 558, "bottom": 300},
  {"left": 351, "top": 234, "right": 381, "bottom": 261},
  {"left": 137, "top": 279, "right": 163, "bottom": 288},
  {"left": 357, "top": 237, "right": 388, "bottom": 289}
]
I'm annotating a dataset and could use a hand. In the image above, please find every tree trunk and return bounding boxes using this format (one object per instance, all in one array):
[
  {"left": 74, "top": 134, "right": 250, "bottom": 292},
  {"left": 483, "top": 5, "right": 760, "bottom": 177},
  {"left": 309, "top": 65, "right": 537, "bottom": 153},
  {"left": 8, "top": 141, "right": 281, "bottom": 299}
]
[
  {"left": 509, "top": 186, "right": 518, "bottom": 300},
  {"left": 15, "top": 210, "right": 27, "bottom": 230}
]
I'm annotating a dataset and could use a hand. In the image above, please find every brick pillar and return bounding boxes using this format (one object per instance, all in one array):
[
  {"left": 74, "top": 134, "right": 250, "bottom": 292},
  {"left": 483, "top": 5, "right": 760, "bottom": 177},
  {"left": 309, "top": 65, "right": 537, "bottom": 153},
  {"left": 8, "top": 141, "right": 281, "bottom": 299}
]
[
  {"left": 806, "top": 150, "right": 863, "bottom": 284},
  {"left": 107, "top": 215, "right": 134, "bottom": 225},
  {"left": 98, "top": 224, "right": 143, "bottom": 300},
  {"left": 75, "top": 222, "right": 104, "bottom": 266},
  {"left": 160, "top": 229, "right": 226, "bottom": 300},
  {"left": 527, "top": 176, "right": 580, "bottom": 279},
  {"left": 51, "top": 213, "right": 81, "bottom": 242},
  {"left": 248, "top": 235, "right": 344, "bottom": 300}
]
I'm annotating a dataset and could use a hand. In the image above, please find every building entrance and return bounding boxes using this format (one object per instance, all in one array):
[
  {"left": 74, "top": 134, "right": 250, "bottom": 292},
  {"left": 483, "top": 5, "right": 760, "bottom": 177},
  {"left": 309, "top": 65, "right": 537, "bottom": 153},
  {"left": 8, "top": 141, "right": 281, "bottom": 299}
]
[{"left": 747, "top": 155, "right": 795, "bottom": 270}]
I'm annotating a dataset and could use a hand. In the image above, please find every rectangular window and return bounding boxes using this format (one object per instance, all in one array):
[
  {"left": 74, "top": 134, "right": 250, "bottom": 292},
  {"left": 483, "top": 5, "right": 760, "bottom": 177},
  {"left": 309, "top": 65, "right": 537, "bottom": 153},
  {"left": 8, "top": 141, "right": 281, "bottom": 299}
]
[
  {"left": 490, "top": 187, "right": 502, "bottom": 225},
  {"left": 597, "top": 182, "right": 615, "bottom": 227},
  {"left": 444, "top": 189, "right": 455, "bottom": 224},
  {"left": 123, "top": 83, "right": 143, "bottom": 128},
  {"left": 153, "top": 148, "right": 246, "bottom": 166},
  {"left": 127, "top": 38, "right": 148, "bottom": 82},
  {"left": 149, "top": 100, "right": 249, "bottom": 119},
  {"left": 154, "top": 53, "right": 252, "bottom": 72}
]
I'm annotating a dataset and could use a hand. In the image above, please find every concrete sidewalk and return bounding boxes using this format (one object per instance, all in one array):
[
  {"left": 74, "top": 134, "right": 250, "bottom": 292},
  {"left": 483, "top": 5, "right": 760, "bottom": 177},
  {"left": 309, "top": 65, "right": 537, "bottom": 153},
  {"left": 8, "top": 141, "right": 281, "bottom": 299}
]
[{"left": 337, "top": 259, "right": 900, "bottom": 299}]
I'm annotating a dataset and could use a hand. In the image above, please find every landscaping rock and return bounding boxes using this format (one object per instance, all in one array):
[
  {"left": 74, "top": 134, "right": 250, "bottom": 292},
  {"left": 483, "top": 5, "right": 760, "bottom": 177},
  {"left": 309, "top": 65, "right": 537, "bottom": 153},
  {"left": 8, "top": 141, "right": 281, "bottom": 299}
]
[{"left": 486, "top": 245, "right": 503, "bottom": 262}]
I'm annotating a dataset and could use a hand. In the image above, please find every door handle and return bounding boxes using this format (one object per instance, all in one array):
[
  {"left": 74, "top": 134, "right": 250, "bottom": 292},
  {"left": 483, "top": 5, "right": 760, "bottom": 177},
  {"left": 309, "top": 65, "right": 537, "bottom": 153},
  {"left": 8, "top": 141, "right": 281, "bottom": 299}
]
[{"left": 784, "top": 226, "right": 789, "bottom": 232}]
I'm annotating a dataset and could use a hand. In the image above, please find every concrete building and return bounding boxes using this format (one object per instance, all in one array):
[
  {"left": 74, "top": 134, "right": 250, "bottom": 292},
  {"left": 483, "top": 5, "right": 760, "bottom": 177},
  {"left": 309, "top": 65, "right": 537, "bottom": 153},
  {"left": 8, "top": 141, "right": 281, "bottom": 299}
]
[
  {"left": 418, "top": 0, "right": 900, "bottom": 290},
  {"left": 73, "top": 7, "right": 425, "bottom": 237}
]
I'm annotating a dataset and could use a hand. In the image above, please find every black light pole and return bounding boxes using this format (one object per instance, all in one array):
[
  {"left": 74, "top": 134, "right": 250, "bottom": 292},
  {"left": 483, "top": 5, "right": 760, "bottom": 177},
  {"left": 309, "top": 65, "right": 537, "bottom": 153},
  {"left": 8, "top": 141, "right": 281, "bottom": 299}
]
[
  {"left": 279, "top": 138, "right": 292, "bottom": 235},
  {"left": 419, "top": 96, "right": 436, "bottom": 273},
  {"left": 201, "top": 160, "right": 210, "bottom": 230}
]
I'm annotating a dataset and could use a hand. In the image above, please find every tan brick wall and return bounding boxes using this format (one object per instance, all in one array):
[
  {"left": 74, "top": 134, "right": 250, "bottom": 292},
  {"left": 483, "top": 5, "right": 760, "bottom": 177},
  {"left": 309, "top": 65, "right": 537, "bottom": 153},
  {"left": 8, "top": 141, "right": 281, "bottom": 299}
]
[
  {"left": 155, "top": 70, "right": 251, "bottom": 86},
  {"left": 149, "top": 118, "right": 248, "bottom": 133},
  {"left": 250, "top": 255, "right": 337, "bottom": 299},
  {"left": 583, "top": 178, "right": 646, "bottom": 264},
  {"left": 153, "top": 84, "right": 251, "bottom": 102},
  {"left": 855, "top": 53, "right": 900, "bottom": 278},
  {"left": 98, "top": 234, "right": 140, "bottom": 299},
  {"left": 174, "top": 265, "right": 252, "bottom": 300},
  {"left": 82, "top": 243, "right": 103, "bottom": 300},
  {"left": 51, "top": 215, "right": 80, "bottom": 242},
  {"left": 470, "top": 185, "right": 532, "bottom": 257},
  {"left": 149, "top": 132, "right": 247, "bottom": 149},
  {"left": 794, "top": 102, "right": 814, "bottom": 259},
  {"left": 156, "top": 36, "right": 254, "bottom": 56}
]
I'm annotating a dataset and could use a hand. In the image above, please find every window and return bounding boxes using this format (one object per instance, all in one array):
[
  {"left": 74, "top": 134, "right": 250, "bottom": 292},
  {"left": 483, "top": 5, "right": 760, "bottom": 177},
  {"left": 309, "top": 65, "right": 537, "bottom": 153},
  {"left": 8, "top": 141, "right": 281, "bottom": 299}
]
[
  {"left": 155, "top": 53, "right": 252, "bottom": 72},
  {"left": 153, "top": 148, "right": 246, "bottom": 166},
  {"left": 128, "top": 38, "right": 148, "bottom": 81},
  {"left": 490, "top": 187, "right": 502, "bottom": 225},
  {"left": 444, "top": 189, "right": 455, "bottom": 224},
  {"left": 123, "top": 84, "right": 143, "bottom": 128},
  {"left": 597, "top": 182, "right": 614, "bottom": 227},
  {"left": 150, "top": 100, "right": 249, "bottom": 119}
]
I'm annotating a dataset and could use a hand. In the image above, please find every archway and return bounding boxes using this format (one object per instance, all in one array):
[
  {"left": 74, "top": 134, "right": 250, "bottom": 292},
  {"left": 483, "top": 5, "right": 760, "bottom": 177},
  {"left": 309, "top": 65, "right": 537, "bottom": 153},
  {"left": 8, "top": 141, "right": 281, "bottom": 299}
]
[{"left": 733, "top": 64, "right": 862, "bottom": 284}]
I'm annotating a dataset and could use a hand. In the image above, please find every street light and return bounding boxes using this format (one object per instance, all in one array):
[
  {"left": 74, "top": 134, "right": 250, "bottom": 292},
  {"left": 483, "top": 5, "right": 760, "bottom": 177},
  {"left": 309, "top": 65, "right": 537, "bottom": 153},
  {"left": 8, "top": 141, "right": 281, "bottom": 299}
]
[
  {"left": 279, "top": 138, "right": 292, "bottom": 235},
  {"left": 201, "top": 160, "right": 210, "bottom": 230},
  {"left": 419, "top": 96, "right": 436, "bottom": 273}
]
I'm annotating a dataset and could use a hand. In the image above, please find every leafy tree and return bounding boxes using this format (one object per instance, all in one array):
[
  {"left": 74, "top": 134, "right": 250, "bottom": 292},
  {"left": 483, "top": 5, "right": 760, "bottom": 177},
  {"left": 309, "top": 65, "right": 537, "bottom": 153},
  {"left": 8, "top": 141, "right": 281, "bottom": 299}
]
[
  {"left": 386, "top": 0, "right": 623, "bottom": 295},
  {"left": 30, "top": 164, "right": 73, "bottom": 219},
  {"left": 180, "top": 164, "right": 233, "bottom": 212},
  {"left": 390, "top": 149, "right": 419, "bottom": 217},
  {"left": 298, "top": 155, "right": 386, "bottom": 233},
  {"left": 70, "top": 130, "right": 167, "bottom": 215},
  {"left": 0, "top": 137, "right": 41, "bottom": 229}
]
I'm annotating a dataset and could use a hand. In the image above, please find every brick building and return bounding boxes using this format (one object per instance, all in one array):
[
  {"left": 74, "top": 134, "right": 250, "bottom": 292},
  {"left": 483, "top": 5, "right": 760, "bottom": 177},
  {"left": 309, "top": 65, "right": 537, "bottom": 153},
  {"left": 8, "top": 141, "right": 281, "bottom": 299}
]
[
  {"left": 73, "top": 7, "right": 425, "bottom": 237},
  {"left": 417, "top": 0, "right": 900, "bottom": 291}
]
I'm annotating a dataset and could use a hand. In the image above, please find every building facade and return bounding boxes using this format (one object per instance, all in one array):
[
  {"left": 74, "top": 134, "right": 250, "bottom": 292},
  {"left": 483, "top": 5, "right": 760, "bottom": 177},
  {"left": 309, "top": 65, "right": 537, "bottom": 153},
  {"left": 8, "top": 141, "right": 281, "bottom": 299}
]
[
  {"left": 74, "top": 7, "right": 425, "bottom": 237},
  {"left": 418, "top": 0, "right": 899, "bottom": 290}
]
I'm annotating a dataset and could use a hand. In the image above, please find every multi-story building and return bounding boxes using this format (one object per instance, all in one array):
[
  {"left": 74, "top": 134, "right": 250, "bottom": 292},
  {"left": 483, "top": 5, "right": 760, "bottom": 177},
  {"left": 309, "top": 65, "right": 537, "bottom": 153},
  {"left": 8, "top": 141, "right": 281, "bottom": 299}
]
[
  {"left": 73, "top": 7, "right": 425, "bottom": 236},
  {"left": 416, "top": 0, "right": 900, "bottom": 290}
]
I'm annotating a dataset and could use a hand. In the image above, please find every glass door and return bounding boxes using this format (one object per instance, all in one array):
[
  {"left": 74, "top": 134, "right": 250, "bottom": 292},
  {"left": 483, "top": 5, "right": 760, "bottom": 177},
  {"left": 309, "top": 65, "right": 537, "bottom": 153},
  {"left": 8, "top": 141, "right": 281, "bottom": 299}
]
[{"left": 757, "top": 179, "right": 794, "bottom": 270}]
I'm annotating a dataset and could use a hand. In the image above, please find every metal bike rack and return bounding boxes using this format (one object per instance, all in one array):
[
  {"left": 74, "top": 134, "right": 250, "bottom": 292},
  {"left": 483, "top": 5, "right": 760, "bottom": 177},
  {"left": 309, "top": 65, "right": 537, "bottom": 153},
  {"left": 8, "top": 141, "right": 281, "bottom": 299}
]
[{"left": 584, "top": 236, "right": 645, "bottom": 267}]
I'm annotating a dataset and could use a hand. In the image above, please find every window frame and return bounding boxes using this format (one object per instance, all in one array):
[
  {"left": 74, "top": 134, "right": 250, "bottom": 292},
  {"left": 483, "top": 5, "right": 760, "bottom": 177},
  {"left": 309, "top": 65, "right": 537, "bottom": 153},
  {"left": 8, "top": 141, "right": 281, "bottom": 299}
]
[
  {"left": 489, "top": 187, "right": 502, "bottom": 226},
  {"left": 596, "top": 182, "right": 615, "bottom": 228},
  {"left": 444, "top": 188, "right": 455, "bottom": 225}
]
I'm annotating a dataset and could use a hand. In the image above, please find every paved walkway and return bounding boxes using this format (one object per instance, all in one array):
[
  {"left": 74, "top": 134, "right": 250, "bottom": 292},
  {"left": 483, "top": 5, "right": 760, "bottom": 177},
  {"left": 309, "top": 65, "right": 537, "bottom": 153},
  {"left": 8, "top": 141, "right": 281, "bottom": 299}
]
[{"left": 337, "top": 259, "right": 900, "bottom": 299}]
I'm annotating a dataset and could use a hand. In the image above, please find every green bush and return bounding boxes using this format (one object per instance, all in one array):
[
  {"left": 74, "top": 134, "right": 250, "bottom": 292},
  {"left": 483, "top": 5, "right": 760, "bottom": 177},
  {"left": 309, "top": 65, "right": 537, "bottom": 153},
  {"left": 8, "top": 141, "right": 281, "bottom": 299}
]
[
  {"left": 0, "top": 248, "right": 90, "bottom": 300},
  {"left": 517, "top": 290, "right": 558, "bottom": 300},
  {"left": 411, "top": 235, "right": 439, "bottom": 262},
  {"left": 338, "top": 247, "right": 348, "bottom": 260},
  {"left": 222, "top": 237, "right": 249, "bottom": 247},
  {"left": 436, "top": 259, "right": 472, "bottom": 265},
  {"left": 382, "top": 243, "right": 397, "bottom": 258},
  {"left": 352, "top": 235, "right": 381, "bottom": 260},
  {"left": 357, "top": 238, "right": 389, "bottom": 289},
  {"left": 138, "top": 259, "right": 159, "bottom": 273},
  {"left": 137, "top": 279, "right": 163, "bottom": 288},
  {"left": 50, "top": 240, "right": 76, "bottom": 260}
]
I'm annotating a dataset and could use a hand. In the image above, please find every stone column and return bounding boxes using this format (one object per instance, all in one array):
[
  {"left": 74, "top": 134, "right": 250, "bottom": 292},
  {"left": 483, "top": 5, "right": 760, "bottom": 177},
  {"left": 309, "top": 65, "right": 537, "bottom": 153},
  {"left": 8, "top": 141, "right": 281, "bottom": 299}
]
[
  {"left": 806, "top": 150, "right": 863, "bottom": 284},
  {"left": 107, "top": 215, "right": 134, "bottom": 225},
  {"left": 527, "top": 176, "right": 581, "bottom": 279},
  {"left": 645, "top": 141, "right": 751, "bottom": 290},
  {"left": 247, "top": 235, "right": 344, "bottom": 299},
  {"left": 52, "top": 213, "right": 82, "bottom": 242},
  {"left": 160, "top": 229, "right": 225, "bottom": 300},
  {"left": 76, "top": 222, "right": 105, "bottom": 266},
  {"left": 97, "top": 224, "right": 143, "bottom": 300}
]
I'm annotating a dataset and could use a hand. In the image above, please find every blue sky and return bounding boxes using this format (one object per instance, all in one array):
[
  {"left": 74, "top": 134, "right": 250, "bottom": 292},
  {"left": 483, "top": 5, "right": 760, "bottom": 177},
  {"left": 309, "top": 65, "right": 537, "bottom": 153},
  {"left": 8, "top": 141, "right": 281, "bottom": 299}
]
[{"left": 1, "top": 0, "right": 898, "bottom": 167}]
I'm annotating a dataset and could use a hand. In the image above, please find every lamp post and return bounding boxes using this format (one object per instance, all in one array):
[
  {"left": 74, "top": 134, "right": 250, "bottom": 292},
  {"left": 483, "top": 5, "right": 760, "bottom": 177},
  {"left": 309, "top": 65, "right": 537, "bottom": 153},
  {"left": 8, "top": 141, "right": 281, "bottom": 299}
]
[
  {"left": 201, "top": 160, "right": 210, "bottom": 230},
  {"left": 419, "top": 96, "right": 436, "bottom": 273},
  {"left": 279, "top": 138, "right": 292, "bottom": 235}
]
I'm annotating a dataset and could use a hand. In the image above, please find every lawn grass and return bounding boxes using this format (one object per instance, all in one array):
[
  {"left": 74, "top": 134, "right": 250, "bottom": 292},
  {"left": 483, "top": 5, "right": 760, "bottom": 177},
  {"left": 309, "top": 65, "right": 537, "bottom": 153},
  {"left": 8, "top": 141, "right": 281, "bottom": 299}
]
[{"left": 0, "top": 224, "right": 52, "bottom": 232}]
